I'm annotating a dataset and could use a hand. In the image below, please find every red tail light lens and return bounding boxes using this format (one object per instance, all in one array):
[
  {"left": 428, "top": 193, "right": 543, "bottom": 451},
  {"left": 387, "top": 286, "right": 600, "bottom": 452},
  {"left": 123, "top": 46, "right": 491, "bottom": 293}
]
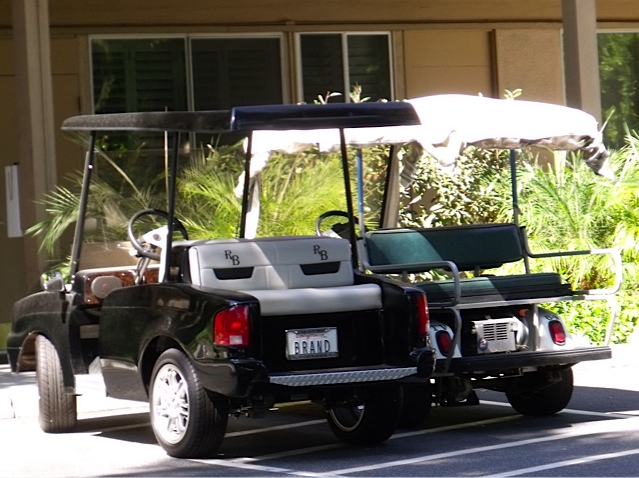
[
  {"left": 436, "top": 330, "right": 452, "bottom": 356},
  {"left": 549, "top": 320, "right": 566, "bottom": 345},
  {"left": 214, "top": 305, "right": 250, "bottom": 346},
  {"left": 416, "top": 294, "right": 430, "bottom": 336}
]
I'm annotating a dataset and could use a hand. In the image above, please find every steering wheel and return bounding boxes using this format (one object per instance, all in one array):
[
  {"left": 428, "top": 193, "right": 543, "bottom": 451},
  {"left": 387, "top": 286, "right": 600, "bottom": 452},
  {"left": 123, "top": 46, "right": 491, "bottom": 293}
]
[
  {"left": 315, "top": 210, "right": 357, "bottom": 238},
  {"left": 127, "top": 209, "right": 189, "bottom": 262}
]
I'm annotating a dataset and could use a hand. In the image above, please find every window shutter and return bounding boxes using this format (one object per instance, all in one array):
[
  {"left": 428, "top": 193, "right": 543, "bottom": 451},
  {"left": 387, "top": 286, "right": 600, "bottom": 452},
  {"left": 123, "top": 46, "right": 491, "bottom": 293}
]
[
  {"left": 192, "top": 38, "right": 282, "bottom": 110},
  {"left": 300, "top": 34, "right": 344, "bottom": 104},
  {"left": 347, "top": 35, "right": 392, "bottom": 102},
  {"left": 92, "top": 39, "right": 187, "bottom": 114}
]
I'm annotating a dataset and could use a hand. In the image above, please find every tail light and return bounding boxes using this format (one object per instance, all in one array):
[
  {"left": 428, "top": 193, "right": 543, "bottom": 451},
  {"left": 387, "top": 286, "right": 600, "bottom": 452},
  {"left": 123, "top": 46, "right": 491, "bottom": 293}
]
[
  {"left": 436, "top": 330, "right": 452, "bottom": 356},
  {"left": 549, "top": 320, "right": 566, "bottom": 345},
  {"left": 415, "top": 294, "right": 430, "bottom": 336},
  {"left": 214, "top": 305, "right": 250, "bottom": 346}
]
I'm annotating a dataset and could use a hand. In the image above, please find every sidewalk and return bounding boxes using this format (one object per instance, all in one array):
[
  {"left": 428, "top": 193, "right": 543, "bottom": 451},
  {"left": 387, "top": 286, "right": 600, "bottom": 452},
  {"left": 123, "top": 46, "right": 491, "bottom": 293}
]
[
  {"left": 1, "top": 343, "right": 636, "bottom": 421},
  {"left": 0, "top": 361, "right": 148, "bottom": 420}
]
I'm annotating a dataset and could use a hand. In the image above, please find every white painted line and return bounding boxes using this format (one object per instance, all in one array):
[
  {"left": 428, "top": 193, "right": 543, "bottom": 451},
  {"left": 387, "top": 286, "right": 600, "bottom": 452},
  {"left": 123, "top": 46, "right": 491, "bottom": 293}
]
[
  {"left": 190, "top": 458, "right": 294, "bottom": 475},
  {"left": 485, "top": 448, "right": 639, "bottom": 477},
  {"left": 392, "top": 415, "right": 520, "bottom": 439},
  {"left": 230, "top": 442, "right": 344, "bottom": 462},
  {"left": 481, "top": 399, "right": 637, "bottom": 419},
  {"left": 91, "top": 422, "right": 150, "bottom": 434},
  {"left": 188, "top": 415, "right": 523, "bottom": 475},
  {"left": 225, "top": 419, "right": 326, "bottom": 437},
  {"left": 324, "top": 417, "right": 639, "bottom": 476}
]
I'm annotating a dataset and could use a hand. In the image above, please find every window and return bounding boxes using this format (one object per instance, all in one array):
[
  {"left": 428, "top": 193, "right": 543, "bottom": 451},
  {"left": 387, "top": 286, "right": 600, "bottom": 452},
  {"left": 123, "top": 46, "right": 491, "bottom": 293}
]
[
  {"left": 91, "top": 33, "right": 392, "bottom": 112},
  {"left": 598, "top": 32, "right": 639, "bottom": 149},
  {"left": 92, "top": 39, "right": 188, "bottom": 113},
  {"left": 191, "top": 38, "right": 282, "bottom": 110},
  {"left": 298, "top": 33, "right": 392, "bottom": 103},
  {"left": 91, "top": 36, "right": 283, "bottom": 114}
]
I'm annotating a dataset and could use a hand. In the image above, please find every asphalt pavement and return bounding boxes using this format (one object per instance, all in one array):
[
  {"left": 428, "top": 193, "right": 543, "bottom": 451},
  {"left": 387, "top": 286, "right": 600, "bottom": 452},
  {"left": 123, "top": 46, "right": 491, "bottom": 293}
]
[{"left": 1, "top": 340, "right": 637, "bottom": 421}]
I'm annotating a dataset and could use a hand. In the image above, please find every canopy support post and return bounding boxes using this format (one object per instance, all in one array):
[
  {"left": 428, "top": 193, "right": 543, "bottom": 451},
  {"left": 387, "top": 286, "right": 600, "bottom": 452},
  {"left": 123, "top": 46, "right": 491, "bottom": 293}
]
[
  {"left": 69, "top": 131, "right": 97, "bottom": 277},
  {"left": 510, "top": 149, "right": 531, "bottom": 274},
  {"left": 340, "top": 129, "right": 359, "bottom": 266},
  {"left": 239, "top": 133, "right": 253, "bottom": 239},
  {"left": 163, "top": 131, "right": 180, "bottom": 282}
]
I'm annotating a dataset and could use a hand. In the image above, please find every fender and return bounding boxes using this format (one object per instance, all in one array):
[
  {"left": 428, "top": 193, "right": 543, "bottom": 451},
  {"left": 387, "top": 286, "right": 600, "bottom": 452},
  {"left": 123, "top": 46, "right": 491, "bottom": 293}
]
[
  {"left": 98, "top": 282, "right": 261, "bottom": 400},
  {"left": 7, "top": 291, "right": 77, "bottom": 389}
]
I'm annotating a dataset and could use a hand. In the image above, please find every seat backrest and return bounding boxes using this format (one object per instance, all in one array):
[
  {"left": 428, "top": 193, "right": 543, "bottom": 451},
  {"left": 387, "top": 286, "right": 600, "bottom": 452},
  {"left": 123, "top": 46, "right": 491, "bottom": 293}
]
[
  {"left": 365, "top": 223, "right": 524, "bottom": 272},
  {"left": 186, "top": 236, "right": 354, "bottom": 290}
]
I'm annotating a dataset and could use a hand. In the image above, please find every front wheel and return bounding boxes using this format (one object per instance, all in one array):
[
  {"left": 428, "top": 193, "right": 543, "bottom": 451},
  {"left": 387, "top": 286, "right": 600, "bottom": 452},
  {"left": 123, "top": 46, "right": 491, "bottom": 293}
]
[
  {"left": 35, "top": 335, "right": 77, "bottom": 433},
  {"left": 327, "top": 387, "right": 401, "bottom": 445},
  {"left": 150, "top": 349, "right": 229, "bottom": 458},
  {"left": 506, "top": 368, "right": 574, "bottom": 416}
]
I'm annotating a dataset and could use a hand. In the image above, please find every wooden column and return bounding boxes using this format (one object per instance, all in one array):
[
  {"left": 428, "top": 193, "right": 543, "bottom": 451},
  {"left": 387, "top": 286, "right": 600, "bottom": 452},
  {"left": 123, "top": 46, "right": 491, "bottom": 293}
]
[
  {"left": 562, "top": 0, "right": 602, "bottom": 122},
  {"left": 12, "top": 0, "right": 57, "bottom": 289}
]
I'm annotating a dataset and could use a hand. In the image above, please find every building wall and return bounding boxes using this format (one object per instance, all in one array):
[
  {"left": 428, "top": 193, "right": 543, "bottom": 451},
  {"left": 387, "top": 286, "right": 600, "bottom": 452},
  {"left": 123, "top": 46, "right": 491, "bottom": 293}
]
[
  {"left": 1, "top": 0, "right": 639, "bottom": 341},
  {"left": 402, "top": 29, "right": 495, "bottom": 99},
  {"left": 0, "top": 36, "right": 25, "bottom": 339},
  {"left": 495, "top": 28, "right": 565, "bottom": 104}
]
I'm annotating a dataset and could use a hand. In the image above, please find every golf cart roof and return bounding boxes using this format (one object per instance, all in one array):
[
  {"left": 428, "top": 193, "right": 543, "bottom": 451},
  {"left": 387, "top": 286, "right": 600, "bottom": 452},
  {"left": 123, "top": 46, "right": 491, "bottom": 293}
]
[
  {"left": 61, "top": 110, "right": 231, "bottom": 133},
  {"left": 60, "top": 95, "right": 611, "bottom": 181},
  {"left": 61, "top": 102, "right": 421, "bottom": 133}
]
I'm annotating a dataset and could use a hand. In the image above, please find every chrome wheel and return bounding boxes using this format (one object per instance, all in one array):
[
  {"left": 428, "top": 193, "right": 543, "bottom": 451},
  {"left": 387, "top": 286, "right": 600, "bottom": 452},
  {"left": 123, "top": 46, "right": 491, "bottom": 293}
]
[
  {"left": 149, "top": 349, "right": 229, "bottom": 457},
  {"left": 151, "top": 363, "right": 190, "bottom": 445}
]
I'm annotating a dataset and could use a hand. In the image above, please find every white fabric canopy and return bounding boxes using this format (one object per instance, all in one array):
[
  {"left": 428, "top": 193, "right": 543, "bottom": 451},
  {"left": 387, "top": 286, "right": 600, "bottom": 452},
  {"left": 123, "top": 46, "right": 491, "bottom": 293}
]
[{"left": 243, "top": 94, "right": 611, "bottom": 183}]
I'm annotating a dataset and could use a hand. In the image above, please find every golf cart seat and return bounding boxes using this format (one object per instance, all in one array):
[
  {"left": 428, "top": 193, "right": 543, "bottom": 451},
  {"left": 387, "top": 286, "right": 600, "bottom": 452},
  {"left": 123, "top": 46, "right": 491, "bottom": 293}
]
[
  {"left": 361, "top": 223, "right": 617, "bottom": 307},
  {"left": 181, "top": 235, "right": 382, "bottom": 316}
]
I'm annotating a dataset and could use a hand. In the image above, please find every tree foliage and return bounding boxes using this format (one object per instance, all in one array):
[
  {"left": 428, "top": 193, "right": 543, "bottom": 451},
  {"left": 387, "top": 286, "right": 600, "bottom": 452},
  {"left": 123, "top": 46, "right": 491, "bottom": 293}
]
[{"left": 599, "top": 33, "right": 639, "bottom": 148}]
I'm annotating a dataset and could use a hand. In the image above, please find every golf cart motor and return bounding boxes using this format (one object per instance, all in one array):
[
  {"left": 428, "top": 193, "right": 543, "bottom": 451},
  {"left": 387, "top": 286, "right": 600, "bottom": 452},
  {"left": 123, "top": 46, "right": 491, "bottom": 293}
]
[{"left": 471, "top": 316, "right": 528, "bottom": 354}]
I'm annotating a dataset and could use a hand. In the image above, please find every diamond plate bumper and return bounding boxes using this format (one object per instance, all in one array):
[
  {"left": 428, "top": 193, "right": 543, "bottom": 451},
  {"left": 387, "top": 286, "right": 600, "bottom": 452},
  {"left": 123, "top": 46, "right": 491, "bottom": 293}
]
[{"left": 268, "top": 366, "right": 418, "bottom": 387}]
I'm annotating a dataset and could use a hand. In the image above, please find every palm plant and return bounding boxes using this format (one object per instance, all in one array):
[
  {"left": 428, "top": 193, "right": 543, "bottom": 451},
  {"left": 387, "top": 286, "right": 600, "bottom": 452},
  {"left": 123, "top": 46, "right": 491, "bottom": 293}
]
[
  {"left": 515, "top": 153, "right": 618, "bottom": 290},
  {"left": 256, "top": 150, "right": 348, "bottom": 236}
]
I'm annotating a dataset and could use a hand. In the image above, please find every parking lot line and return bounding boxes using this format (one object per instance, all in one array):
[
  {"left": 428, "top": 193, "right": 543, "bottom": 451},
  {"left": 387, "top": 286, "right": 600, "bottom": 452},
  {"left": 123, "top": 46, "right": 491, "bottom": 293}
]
[
  {"left": 225, "top": 419, "right": 326, "bottom": 438},
  {"left": 487, "top": 448, "right": 639, "bottom": 477},
  {"left": 481, "top": 399, "right": 638, "bottom": 419},
  {"left": 323, "top": 417, "right": 639, "bottom": 476}
]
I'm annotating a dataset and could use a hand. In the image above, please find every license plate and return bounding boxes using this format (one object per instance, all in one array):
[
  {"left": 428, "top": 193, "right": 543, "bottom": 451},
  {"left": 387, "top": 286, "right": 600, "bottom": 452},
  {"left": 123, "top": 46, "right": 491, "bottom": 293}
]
[{"left": 285, "top": 327, "right": 338, "bottom": 360}]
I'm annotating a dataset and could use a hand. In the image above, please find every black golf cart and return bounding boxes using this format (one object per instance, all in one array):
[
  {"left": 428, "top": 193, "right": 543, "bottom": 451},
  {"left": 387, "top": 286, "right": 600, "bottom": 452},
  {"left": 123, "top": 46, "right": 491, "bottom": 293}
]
[{"left": 6, "top": 103, "right": 436, "bottom": 457}]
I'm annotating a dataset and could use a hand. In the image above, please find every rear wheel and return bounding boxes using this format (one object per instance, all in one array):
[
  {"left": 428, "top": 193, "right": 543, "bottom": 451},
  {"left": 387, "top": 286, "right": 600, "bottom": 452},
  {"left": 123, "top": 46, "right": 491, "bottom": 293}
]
[
  {"left": 398, "top": 382, "right": 432, "bottom": 428},
  {"left": 327, "top": 387, "right": 401, "bottom": 445},
  {"left": 35, "top": 335, "right": 77, "bottom": 433},
  {"left": 150, "top": 349, "right": 229, "bottom": 458},
  {"left": 506, "top": 368, "right": 574, "bottom": 416}
]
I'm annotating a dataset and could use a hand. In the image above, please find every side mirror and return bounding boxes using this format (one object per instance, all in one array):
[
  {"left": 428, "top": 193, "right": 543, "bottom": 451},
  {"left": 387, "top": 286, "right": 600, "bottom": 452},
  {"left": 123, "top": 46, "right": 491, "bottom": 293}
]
[{"left": 40, "top": 271, "right": 66, "bottom": 292}]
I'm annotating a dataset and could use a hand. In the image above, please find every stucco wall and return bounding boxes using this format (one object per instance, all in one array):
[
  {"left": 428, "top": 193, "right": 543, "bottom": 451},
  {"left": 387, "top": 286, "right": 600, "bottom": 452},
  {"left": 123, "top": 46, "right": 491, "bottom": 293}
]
[
  {"left": 402, "top": 29, "right": 494, "bottom": 99},
  {"left": 495, "top": 28, "right": 565, "bottom": 104},
  {"left": 0, "top": 37, "right": 27, "bottom": 329}
]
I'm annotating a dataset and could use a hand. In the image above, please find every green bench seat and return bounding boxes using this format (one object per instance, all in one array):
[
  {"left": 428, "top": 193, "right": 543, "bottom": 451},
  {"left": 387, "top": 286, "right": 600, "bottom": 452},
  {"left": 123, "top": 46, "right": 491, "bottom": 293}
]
[
  {"left": 418, "top": 272, "right": 572, "bottom": 304},
  {"left": 362, "top": 224, "right": 574, "bottom": 306}
]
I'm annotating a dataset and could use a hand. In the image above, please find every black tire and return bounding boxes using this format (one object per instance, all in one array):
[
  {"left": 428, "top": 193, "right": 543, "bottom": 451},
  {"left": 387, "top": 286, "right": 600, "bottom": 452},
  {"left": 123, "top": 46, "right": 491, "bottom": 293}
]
[
  {"left": 398, "top": 382, "right": 432, "bottom": 429},
  {"left": 506, "top": 368, "right": 574, "bottom": 416},
  {"left": 35, "top": 335, "right": 77, "bottom": 433},
  {"left": 327, "top": 386, "right": 401, "bottom": 445},
  {"left": 149, "top": 349, "right": 229, "bottom": 458}
]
